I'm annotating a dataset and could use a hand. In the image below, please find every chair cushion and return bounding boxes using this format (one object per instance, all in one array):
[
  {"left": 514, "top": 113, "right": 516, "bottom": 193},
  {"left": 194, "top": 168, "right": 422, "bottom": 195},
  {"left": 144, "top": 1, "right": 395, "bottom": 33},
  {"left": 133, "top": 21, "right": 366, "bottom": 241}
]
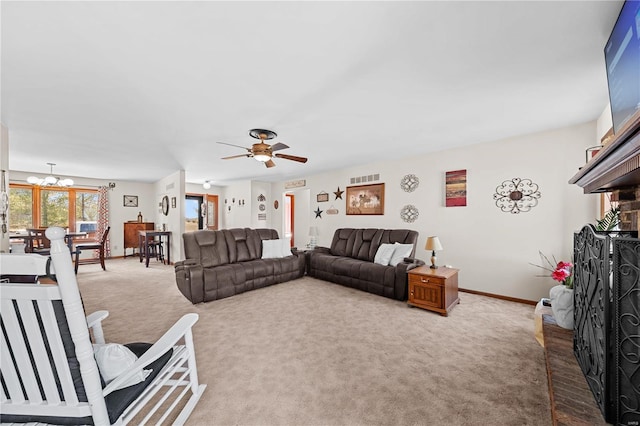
[
  {"left": 93, "top": 343, "right": 150, "bottom": 390},
  {"left": 104, "top": 343, "right": 173, "bottom": 424}
]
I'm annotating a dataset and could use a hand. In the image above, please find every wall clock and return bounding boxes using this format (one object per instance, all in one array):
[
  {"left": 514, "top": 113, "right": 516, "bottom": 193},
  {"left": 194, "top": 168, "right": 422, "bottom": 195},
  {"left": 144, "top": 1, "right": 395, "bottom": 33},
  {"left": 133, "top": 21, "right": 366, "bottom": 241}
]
[
  {"left": 123, "top": 195, "right": 138, "bottom": 207},
  {"left": 161, "top": 195, "right": 170, "bottom": 216}
]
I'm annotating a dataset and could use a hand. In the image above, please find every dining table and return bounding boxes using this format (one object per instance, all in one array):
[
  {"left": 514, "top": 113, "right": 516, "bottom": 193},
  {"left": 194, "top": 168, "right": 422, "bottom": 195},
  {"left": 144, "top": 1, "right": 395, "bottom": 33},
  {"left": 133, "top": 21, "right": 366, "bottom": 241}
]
[
  {"left": 9, "top": 231, "right": 87, "bottom": 253},
  {"left": 138, "top": 230, "right": 171, "bottom": 267}
]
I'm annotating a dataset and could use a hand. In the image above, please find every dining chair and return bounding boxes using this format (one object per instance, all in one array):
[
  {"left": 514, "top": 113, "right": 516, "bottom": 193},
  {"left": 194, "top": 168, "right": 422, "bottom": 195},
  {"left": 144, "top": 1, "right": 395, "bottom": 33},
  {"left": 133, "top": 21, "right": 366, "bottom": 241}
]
[
  {"left": 26, "top": 228, "right": 51, "bottom": 255},
  {"left": 74, "top": 226, "right": 110, "bottom": 274}
]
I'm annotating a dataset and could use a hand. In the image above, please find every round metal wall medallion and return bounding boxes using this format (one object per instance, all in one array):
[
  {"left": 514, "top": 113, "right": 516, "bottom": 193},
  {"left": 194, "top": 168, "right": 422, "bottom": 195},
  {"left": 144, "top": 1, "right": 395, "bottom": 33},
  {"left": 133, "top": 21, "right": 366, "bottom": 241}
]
[
  {"left": 400, "top": 174, "right": 420, "bottom": 192},
  {"left": 493, "top": 178, "right": 541, "bottom": 214},
  {"left": 400, "top": 205, "right": 419, "bottom": 223}
]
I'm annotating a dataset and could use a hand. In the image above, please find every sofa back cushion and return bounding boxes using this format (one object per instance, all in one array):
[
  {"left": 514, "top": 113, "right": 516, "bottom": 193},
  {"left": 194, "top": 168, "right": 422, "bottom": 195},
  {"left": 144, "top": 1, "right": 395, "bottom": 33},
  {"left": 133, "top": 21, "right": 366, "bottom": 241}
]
[
  {"left": 381, "top": 229, "right": 419, "bottom": 257},
  {"left": 224, "top": 228, "right": 280, "bottom": 263},
  {"left": 330, "top": 228, "right": 418, "bottom": 262},
  {"left": 183, "top": 230, "right": 229, "bottom": 267}
]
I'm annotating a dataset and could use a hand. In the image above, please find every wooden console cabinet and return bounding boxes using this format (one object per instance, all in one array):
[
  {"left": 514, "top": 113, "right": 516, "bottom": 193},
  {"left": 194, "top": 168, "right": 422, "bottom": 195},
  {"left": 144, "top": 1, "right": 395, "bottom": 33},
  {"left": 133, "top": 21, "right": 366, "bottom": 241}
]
[
  {"left": 123, "top": 222, "right": 154, "bottom": 257},
  {"left": 407, "top": 266, "right": 459, "bottom": 316}
]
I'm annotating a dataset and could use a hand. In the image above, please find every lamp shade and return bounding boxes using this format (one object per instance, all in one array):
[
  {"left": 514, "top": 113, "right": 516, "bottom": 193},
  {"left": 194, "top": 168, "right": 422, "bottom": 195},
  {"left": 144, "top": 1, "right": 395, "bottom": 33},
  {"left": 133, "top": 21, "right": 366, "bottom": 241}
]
[
  {"left": 425, "top": 236, "right": 443, "bottom": 251},
  {"left": 309, "top": 226, "right": 319, "bottom": 237}
]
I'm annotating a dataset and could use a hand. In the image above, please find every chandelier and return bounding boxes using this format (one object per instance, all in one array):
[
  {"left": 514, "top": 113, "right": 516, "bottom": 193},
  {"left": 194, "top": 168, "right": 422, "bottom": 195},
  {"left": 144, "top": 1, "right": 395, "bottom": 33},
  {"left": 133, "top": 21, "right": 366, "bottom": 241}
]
[{"left": 27, "top": 163, "right": 74, "bottom": 187}]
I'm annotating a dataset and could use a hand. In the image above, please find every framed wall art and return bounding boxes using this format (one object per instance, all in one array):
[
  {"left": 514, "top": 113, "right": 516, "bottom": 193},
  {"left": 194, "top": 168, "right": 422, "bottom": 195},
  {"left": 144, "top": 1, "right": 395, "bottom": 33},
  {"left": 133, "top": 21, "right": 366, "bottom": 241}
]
[
  {"left": 316, "top": 191, "right": 329, "bottom": 202},
  {"left": 445, "top": 169, "right": 467, "bottom": 207},
  {"left": 346, "top": 183, "right": 385, "bottom": 215},
  {"left": 123, "top": 195, "right": 138, "bottom": 207}
]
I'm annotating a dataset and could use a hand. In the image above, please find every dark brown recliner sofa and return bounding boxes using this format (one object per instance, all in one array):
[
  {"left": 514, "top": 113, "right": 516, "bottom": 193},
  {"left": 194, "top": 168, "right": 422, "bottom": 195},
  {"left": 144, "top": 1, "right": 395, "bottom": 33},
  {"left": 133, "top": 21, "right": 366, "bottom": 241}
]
[
  {"left": 175, "top": 228, "right": 305, "bottom": 304},
  {"left": 307, "top": 228, "right": 424, "bottom": 301}
]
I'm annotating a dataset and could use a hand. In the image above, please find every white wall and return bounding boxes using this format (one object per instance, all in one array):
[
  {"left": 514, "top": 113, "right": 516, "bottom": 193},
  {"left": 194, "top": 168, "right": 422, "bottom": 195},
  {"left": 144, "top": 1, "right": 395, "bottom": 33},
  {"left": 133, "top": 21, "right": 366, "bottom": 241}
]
[
  {"left": 251, "top": 181, "right": 271, "bottom": 229},
  {"left": 154, "top": 170, "right": 185, "bottom": 261},
  {"left": 270, "top": 122, "right": 598, "bottom": 302},
  {"left": 291, "top": 188, "right": 311, "bottom": 248},
  {"left": 1, "top": 124, "right": 9, "bottom": 252},
  {"left": 221, "top": 180, "right": 252, "bottom": 229}
]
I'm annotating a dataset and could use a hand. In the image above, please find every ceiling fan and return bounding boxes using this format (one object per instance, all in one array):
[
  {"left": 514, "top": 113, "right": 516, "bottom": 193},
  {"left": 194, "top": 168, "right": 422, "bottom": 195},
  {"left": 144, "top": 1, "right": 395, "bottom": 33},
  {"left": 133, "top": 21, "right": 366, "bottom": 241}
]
[{"left": 218, "top": 129, "right": 308, "bottom": 168}]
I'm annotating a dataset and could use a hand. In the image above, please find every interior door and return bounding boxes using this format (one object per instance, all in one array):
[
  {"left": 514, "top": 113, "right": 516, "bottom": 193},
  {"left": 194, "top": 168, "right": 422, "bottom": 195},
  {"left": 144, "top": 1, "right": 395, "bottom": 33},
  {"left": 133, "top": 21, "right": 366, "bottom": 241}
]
[{"left": 205, "top": 194, "right": 218, "bottom": 230}]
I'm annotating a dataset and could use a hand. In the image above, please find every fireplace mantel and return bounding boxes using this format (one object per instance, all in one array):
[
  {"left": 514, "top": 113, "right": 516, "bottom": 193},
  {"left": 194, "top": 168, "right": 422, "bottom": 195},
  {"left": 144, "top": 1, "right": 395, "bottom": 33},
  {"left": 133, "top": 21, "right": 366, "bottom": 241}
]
[{"left": 569, "top": 114, "right": 640, "bottom": 194}]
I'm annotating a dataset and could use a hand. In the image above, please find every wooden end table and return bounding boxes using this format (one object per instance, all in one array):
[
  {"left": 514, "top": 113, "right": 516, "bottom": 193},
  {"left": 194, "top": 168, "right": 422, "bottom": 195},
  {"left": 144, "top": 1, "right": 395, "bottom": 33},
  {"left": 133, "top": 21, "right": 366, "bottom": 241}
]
[{"left": 407, "top": 265, "right": 460, "bottom": 316}]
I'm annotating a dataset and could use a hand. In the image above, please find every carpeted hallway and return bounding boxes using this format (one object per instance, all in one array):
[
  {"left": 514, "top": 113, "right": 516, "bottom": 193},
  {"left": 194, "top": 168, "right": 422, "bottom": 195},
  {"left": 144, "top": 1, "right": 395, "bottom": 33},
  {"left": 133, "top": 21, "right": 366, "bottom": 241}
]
[{"left": 76, "top": 258, "right": 551, "bottom": 426}]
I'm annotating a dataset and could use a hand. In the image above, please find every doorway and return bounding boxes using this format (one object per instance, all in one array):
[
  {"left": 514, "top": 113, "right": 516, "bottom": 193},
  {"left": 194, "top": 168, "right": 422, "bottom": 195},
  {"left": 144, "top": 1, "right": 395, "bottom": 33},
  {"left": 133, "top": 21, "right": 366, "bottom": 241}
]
[
  {"left": 185, "top": 195, "right": 203, "bottom": 232},
  {"left": 285, "top": 193, "right": 294, "bottom": 247},
  {"left": 185, "top": 194, "right": 219, "bottom": 231}
]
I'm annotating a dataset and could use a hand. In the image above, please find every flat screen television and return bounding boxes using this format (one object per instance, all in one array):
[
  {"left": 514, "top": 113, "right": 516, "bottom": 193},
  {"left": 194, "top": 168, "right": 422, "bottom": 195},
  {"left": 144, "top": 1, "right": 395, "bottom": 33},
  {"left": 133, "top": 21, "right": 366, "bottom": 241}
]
[{"left": 604, "top": 0, "right": 640, "bottom": 135}]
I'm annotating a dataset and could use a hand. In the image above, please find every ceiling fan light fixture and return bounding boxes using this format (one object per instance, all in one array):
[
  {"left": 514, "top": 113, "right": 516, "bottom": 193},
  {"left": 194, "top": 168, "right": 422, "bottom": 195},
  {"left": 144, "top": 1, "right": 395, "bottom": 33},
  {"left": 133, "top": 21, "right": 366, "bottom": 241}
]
[{"left": 253, "top": 154, "right": 271, "bottom": 162}]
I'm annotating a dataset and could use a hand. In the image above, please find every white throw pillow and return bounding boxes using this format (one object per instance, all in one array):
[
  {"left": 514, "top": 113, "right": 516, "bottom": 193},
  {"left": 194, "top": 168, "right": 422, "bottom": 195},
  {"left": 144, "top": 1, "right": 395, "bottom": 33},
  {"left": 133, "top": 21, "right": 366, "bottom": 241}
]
[
  {"left": 374, "top": 243, "right": 396, "bottom": 266},
  {"left": 262, "top": 239, "right": 291, "bottom": 259},
  {"left": 261, "top": 240, "right": 281, "bottom": 259},
  {"left": 389, "top": 243, "right": 414, "bottom": 267},
  {"left": 93, "top": 343, "right": 150, "bottom": 390},
  {"left": 279, "top": 238, "right": 292, "bottom": 257}
]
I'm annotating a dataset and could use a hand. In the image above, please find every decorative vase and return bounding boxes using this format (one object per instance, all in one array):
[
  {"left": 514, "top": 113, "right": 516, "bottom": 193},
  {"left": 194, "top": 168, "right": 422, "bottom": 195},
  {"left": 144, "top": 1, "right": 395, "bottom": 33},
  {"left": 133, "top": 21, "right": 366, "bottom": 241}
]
[{"left": 549, "top": 284, "right": 574, "bottom": 329}]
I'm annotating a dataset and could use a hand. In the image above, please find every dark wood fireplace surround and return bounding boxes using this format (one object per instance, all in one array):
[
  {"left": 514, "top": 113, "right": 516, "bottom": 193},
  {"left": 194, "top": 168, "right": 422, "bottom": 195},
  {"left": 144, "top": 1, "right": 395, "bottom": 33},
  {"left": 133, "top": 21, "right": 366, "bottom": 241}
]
[{"left": 569, "top": 114, "right": 640, "bottom": 233}]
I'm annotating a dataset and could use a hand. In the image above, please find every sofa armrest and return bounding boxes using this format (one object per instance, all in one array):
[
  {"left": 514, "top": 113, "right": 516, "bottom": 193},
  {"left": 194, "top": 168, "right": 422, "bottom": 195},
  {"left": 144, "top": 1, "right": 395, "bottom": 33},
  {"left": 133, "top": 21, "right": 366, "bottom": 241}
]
[
  {"left": 402, "top": 257, "right": 425, "bottom": 270},
  {"left": 393, "top": 257, "right": 426, "bottom": 300},
  {"left": 174, "top": 260, "right": 204, "bottom": 304}
]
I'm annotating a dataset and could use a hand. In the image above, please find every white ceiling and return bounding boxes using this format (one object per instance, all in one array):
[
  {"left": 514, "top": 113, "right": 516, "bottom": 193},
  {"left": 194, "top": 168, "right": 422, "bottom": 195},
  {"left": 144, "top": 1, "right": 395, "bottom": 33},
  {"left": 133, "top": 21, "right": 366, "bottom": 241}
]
[{"left": 1, "top": 1, "right": 623, "bottom": 186}]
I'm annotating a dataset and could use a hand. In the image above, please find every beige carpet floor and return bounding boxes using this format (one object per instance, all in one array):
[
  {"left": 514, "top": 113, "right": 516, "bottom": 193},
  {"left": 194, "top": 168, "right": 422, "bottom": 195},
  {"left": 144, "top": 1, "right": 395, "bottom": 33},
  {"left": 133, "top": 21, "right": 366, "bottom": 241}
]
[{"left": 76, "top": 258, "right": 551, "bottom": 426}]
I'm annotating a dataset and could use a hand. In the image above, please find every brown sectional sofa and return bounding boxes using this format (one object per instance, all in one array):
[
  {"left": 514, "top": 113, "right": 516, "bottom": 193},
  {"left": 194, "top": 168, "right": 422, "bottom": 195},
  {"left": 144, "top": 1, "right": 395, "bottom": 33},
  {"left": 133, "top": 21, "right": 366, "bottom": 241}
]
[
  {"left": 307, "top": 228, "right": 424, "bottom": 300},
  {"left": 175, "top": 228, "right": 305, "bottom": 304}
]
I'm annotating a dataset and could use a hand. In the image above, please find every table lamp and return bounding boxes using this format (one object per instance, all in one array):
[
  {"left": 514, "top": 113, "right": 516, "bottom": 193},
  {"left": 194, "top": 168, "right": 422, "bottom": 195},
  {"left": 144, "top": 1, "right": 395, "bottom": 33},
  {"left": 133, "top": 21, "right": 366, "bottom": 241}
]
[
  {"left": 425, "top": 236, "right": 443, "bottom": 269},
  {"left": 309, "top": 226, "right": 319, "bottom": 249}
]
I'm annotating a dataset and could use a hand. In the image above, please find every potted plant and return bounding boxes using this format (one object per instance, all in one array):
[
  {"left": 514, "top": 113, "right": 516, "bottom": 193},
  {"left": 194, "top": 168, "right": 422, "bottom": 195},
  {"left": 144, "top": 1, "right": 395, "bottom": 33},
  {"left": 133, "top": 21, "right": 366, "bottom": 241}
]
[{"left": 531, "top": 252, "right": 574, "bottom": 329}]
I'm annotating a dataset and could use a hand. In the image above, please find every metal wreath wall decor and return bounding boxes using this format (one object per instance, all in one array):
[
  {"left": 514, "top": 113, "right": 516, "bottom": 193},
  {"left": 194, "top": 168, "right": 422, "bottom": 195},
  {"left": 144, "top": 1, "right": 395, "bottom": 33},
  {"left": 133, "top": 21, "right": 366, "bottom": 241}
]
[{"left": 493, "top": 177, "right": 541, "bottom": 214}]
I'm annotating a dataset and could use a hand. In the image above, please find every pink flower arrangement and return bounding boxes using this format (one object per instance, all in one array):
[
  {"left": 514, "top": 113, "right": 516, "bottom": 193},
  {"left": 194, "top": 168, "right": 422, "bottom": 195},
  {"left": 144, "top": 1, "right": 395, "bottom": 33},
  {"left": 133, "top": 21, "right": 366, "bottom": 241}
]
[{"left": 531, "top": 252, "right": 574, "bottom": 289}]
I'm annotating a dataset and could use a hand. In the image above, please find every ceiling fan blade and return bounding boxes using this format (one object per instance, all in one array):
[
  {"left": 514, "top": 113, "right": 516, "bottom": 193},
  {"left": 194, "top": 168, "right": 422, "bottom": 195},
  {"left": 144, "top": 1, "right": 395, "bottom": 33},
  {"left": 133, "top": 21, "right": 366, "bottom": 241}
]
[
  {"left": 264, "top": 159, "right": 276, "bottom": 168},
  {"left": 270, "top": 142, "right": 289, "bottom": 152},
  {"left": 221, "top": 153, "right": 252, "bottom": 160},
  {"left": 217, "top": 141, "right": 251, "bottom": 151},
  {"left": 274, "top": 153, "right": 308, "bottom": 163}
]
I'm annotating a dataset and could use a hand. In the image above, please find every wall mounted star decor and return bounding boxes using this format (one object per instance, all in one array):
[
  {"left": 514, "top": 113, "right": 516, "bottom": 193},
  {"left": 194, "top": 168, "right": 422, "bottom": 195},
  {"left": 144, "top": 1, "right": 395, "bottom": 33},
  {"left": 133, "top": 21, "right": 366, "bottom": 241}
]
[
  {"left": 334, "top": 187, "right": 344, "bottom": 200},
  {"left": 314, "top": 207, "right": 323, "bottom": 218}
]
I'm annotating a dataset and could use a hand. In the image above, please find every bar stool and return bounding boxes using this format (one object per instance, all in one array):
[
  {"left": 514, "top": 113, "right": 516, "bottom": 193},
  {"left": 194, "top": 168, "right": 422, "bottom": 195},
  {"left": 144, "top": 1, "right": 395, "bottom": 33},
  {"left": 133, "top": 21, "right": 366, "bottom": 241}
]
[{"left": 146, "top": 238, "right": 164, "bottom": 263}]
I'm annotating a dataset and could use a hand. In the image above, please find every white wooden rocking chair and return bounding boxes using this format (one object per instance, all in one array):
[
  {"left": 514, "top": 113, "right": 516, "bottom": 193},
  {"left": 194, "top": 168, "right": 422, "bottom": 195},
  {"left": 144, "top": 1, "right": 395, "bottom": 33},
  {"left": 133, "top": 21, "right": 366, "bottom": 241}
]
[{"left": 1, "top": 227, "right": 206, "bottom": 425}]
